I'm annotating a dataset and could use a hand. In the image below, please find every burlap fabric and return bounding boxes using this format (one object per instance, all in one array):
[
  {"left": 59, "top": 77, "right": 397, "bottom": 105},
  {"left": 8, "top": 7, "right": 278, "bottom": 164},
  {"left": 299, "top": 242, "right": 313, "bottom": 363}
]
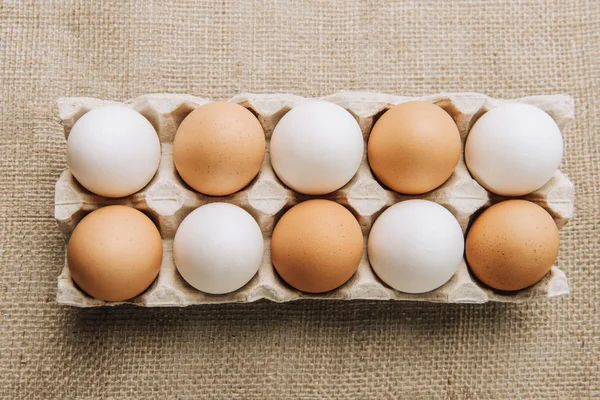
[{"left": 1, "top": 1, "right": 598, "bottom": 399}]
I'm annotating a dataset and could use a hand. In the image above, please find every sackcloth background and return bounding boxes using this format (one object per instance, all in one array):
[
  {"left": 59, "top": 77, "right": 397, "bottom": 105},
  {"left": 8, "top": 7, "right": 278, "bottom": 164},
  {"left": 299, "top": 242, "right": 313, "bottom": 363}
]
[{"left": 1, "top": 1, "right": 598, "bottom": 399}]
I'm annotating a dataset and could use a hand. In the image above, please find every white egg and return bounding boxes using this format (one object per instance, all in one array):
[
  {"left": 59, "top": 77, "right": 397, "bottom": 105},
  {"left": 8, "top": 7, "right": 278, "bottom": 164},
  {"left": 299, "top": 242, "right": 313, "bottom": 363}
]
[
  {"left": 367, "top": 200, "right": 464, "bottom": 294},
  {"left": 270, "top": 101, "right": 364, "bottom": 195},
  {"left": 465, "top": 103, "right": 563, "bottom": 196},
  {"left": 67, "top": 105, "right": 161, "bottom": 198},
  {"left": 173, "top": 203, "right": 264, "bottom": 295}
]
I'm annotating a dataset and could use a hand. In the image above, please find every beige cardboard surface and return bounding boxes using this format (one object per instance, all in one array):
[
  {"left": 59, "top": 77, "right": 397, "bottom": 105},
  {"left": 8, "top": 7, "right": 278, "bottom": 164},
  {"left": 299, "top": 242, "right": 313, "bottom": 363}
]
[
  {"left": 55, "top": 92, "right": 574, "bottom": 306},
  {"left": 1, "top": 1, "right": 598, "bottom": 398}
]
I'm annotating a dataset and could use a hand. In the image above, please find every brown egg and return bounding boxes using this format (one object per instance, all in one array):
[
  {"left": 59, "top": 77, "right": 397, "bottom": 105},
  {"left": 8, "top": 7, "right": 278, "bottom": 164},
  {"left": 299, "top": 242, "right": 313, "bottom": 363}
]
[
  {"left": 367, "top": 101, "right": 461, "bottom": 194},
  {"left": 67, "top": 205, "right": 163, "bottom": 301},
  {"left": 271, "top": 199, "right": 364, "bottom": 293},
  {"left": 466, "top": 200, "right": 559, "bottom": 291},
  {"left": 173, "top": 102, "right": 266, "bottom": 196}
]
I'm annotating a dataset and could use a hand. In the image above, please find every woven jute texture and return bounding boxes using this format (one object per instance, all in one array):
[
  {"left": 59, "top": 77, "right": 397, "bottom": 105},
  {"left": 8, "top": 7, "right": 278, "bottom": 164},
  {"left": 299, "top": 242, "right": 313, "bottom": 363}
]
[{"left": 1, "top": 1, "right": 598, "bottom": 399}]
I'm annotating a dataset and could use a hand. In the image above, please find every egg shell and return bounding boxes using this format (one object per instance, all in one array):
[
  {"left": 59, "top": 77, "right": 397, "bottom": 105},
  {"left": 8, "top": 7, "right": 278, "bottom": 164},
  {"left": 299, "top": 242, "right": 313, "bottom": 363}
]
[
  {"left": 270, "top": 100, "right": 364, "bottom": 195},
  {"left": 67, "top": 105, "right": 161, "bottom": 198},
  {"left": 368, "top": 101, "right": 461, "bottom": 195},
  {"left": 466, "top": 199, "right": 560, "bottom": 291},
  {"left": 67, "top": 205, "right": 163, "bottom": 301},
  {"left": 368, "top": 199, "right": 465, "bottom": 294},
  {"left": 55, "top": 92, "right": 574, "bottom": 306},
  {"left": 173, "top": 101, "right": 266, "bottom": 196},
  {"left": 271, "top": 199, "right": 364, "bottom": 293},
  {"left": 173, "top": 203, "right": 264, "bottom": 295},
  {"left": 465, "top": 103, "right": 563, "bottom": 196}
]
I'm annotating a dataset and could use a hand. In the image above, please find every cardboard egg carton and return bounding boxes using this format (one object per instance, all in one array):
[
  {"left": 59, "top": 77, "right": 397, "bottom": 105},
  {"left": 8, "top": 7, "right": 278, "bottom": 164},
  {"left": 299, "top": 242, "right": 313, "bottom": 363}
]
[{"left": 55, "top": 92, "right": 575, "bottom": 307}]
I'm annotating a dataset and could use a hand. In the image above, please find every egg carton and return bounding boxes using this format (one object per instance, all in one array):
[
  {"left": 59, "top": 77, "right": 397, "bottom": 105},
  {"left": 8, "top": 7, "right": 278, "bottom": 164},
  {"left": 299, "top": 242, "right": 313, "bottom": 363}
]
[{"left": 54, "top": 92, "right": 575, "bottom": 307}]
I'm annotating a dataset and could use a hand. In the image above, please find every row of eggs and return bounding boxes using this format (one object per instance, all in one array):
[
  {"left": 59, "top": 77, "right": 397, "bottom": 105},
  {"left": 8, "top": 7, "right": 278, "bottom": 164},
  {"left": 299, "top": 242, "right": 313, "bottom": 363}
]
[
  {"left": 67, "top": 197, "right": 559, "bottom": 302},
  {"left": 64, "top": 99, "right": 564, "bottom": 302},
  {"left": 67, "top": 100, "right": 564, "bottom": 200}
]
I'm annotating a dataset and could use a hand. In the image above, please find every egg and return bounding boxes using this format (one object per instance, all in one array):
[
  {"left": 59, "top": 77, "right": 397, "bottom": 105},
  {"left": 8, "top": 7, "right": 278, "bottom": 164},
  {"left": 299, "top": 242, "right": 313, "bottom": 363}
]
[
  {"left": 465, "top": 199, "right": 559, "bottom": 291},
  {"left": 465, "top": 103, "right": 563, "bottom": 196},
  {"left": 270, "top": 101, "right": 364, "bottom": 195},
  {"left": 173, "top": 203, "right": 264, "bottom": 294},
  {"left": 271, "top": 199, "right": 363, "bottom": 293},
  {"left": 173, "top": 102, "right": 266, "bottom": 196},
  {"left": 367, "top": 101, "right": 461, "bottom": 195},
  {"left": 67, "top": 105, "right": 161, "bottom": 198},
  {"left": 367, "top": 200, "right": 464, "bottom": 293},
  {"left": 67, "top": 205, "right": 163, "bottom": 301}
]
